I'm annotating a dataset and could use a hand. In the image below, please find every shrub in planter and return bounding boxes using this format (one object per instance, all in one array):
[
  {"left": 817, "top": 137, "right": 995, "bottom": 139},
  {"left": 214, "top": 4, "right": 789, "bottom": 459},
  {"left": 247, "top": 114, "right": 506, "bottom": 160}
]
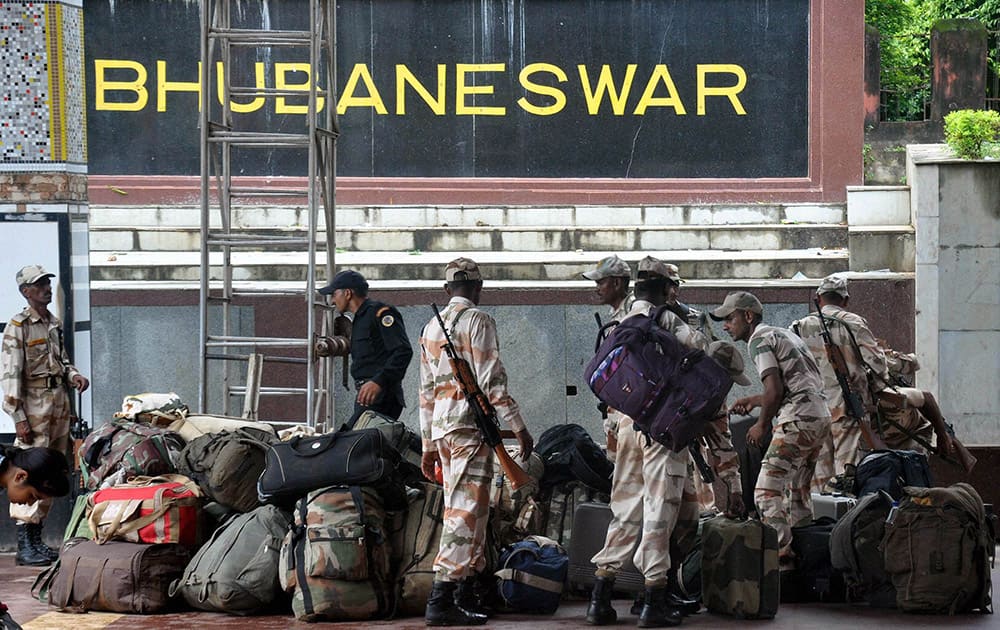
[{"left": 943, "top": 109, "right": 1000, "bottom": 160}]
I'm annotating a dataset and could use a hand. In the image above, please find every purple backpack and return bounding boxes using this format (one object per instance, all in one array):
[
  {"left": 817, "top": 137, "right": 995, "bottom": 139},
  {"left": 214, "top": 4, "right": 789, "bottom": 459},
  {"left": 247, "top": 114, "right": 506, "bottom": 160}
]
[{"left": 584, "top": 305, "right": 733, "bottom": 451}]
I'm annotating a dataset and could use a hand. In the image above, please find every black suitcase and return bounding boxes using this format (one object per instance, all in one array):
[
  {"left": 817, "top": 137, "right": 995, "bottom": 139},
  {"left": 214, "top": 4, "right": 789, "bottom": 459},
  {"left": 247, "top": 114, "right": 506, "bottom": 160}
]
[
  {"left": 781, "top": 517, "right": 848, "bottom": 603},
  {"left": 728, "top": 414, "right": 770, "bottom": 515},
  {"left": 567, "top": 502, "right": 644, "bottom": 593}
]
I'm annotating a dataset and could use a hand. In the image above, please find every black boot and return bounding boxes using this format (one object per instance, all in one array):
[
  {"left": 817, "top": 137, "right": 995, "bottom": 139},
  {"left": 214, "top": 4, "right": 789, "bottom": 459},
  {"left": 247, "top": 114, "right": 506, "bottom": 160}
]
[
  {"left": 586, "top": 576, "right": 618, "bottom": 625},
  {"left": 27, "top": 523, "right": 59, "bottom": 562},
  {"left": 665, "top": 572, "right": 700, "bottom": 616},
  {"left": 638, "top": 585, "right": 683, "bottom": 628},
  {"left": 630, "top": 591, "right": 645, "bottom": 615},
  {"left": 425, "top": 580, "right": 487, "bottom": 627},
  {"left": 456, "top": 576, "right": 492, "bottom": 618},
  {"left": 15, "top": 525, "right": 51, "bottom": 567}
]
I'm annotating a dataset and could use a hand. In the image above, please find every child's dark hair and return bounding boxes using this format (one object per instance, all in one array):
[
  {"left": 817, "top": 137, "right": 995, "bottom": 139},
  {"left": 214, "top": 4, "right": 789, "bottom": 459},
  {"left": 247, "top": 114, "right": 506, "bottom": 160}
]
[{"left": 0, "top": 444, "right": 70, "bottom": 497}]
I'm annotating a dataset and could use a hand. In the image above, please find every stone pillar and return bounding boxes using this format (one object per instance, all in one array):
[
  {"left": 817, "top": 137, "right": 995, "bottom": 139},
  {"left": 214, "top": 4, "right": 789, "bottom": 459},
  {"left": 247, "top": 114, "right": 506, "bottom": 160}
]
[
  {"left": 907, "top": 144, "right": 1000, "bottom": 445},
  {"left": 864, "top": 24, "right": 881, "bottom": 128},
  {"left": 930, "top": 19, "right": 987, "bottom": 121},
  {"left": 0, "top": 0, "right": 92, "bottom": 432}
]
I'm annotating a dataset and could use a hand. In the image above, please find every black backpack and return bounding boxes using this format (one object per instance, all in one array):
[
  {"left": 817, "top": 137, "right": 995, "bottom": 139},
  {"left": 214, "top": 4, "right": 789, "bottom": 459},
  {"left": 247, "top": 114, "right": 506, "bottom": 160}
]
[
  {"left": 829, "top": 490, "right": 897, "bottom": 607},
  {"left": 535, "top": 424, "right": 614, "bottom": 494},
  {"left": 781, "top": 517, "right": 848, "bottom": 603},
  {"left": 853, "top": 450, "right": 932, "bottom": 499}
]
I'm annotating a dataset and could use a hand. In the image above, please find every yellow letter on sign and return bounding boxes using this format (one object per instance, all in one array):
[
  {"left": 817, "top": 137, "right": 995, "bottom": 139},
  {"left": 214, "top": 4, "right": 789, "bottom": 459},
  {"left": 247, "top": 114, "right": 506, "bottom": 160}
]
[
  {"left": 697, "top": 64, "right": 747, "bottom": 115},
  {"left": 276, "top": 63, "right": 327, "bottom": 114},
  {"left": 518, "top": 63, "right": 568, "bottom": 116},
  {"left": 337, "top": 64, "right": 387, "bottom": 115},
  {"left": 94, "top": 59, "right": 148, "bottom": 112},
  {"left": 455, "top": 63, "right": 506, "bottom": 116}
]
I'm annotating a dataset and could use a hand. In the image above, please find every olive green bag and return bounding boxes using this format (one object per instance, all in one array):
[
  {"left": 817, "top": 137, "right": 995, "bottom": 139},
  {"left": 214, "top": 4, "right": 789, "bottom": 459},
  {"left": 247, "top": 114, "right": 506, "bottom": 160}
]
[
  {"left": 63, "top": 493, "right": 93, "bottom": 541},
  {"left": 279, "top": 485, "right": 394, "bottom": 621}
]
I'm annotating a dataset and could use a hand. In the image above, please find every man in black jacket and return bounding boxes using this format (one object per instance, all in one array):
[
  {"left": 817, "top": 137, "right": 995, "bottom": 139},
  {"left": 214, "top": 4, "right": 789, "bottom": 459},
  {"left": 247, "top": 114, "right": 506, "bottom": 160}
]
[{"left": 319, "top": 270, "right": 413, "bottom": 428}]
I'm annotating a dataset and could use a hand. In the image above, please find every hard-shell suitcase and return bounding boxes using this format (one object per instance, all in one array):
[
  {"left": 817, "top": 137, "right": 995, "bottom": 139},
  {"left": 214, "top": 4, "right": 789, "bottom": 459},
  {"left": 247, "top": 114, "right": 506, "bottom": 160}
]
[
  {"left": 566, "top": 502, "right": 643, "bottom": 593},
  {"left": 811, "top": 492, "right": 857, "bottom": 521},
  {"left": 781, "top": 517, "right": 848, "bottom": 603},
  {"left": 701, "top": 516, "right": 779, "bottom": 619}
]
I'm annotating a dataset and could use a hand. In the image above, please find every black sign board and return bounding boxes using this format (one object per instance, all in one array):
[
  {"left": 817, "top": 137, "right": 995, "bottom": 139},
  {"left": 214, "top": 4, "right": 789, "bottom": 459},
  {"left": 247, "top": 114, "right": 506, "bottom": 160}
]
[{"left": 85, "top": 0, "right": 809, "bottom": 178}]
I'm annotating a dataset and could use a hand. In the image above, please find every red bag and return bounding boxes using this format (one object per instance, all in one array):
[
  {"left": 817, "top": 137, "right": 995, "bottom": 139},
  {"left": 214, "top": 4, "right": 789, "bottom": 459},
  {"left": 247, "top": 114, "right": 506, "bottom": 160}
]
[{"left": 87, "top": 475, "right": 204, "bottom": 547}]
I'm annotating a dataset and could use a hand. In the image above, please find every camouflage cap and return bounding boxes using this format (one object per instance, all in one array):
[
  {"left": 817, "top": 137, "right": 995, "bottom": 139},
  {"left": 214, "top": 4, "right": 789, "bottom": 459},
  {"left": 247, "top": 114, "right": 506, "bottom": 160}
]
[
  {"left": 709, "top": 291, "right": 764, "bottom": 321},
  {"left": 16, "top": 264, "right": 54, "bottom": 287},
  {"left": 581, "top": 255, "right": 631, "bottom": 281},
  {"left": 707, "top": 340, "right": 753, "bottom": 386},
  {"left": 816, "top": 273, "right": 849, "bottom": 298},
  {"left": 636, "top": 256, "right": 673, "bottom": 280},
  {"left": 445, "top": 257, "right": 482, "bottom": 282}
]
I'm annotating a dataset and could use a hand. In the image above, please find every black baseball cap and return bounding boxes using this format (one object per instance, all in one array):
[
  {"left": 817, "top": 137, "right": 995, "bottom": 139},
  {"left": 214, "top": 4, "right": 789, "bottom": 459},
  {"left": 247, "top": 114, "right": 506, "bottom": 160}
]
[{"left": 318, "top": 270, "right": 368, "bottom": 295}]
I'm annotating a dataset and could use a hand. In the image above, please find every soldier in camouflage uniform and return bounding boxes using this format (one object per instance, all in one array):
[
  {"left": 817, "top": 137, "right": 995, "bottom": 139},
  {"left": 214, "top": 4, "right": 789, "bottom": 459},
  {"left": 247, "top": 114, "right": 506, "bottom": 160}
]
[
  {"left": 2, "top": 265, "right": 89, "bottom": 566},
  {"left": 642, "top": 340, "right": 748, "bottom": 618},
  {"left": 587, "top": 257, "right": 708, "bottom": 629},
  {"left": 790, "top": 275, "right": 888, "bottom": 491},
  {"left": 712, "top": 291, "right": 830, "bottom": 567},
  {"left": 418, "top": 257, "right": 533, "bottom": 627},
  {"left": 660, "top": 262, "right": 719, "bottom": 509},
  {"left": 582, "top": 255, "right": 634, "bottom": 462}
]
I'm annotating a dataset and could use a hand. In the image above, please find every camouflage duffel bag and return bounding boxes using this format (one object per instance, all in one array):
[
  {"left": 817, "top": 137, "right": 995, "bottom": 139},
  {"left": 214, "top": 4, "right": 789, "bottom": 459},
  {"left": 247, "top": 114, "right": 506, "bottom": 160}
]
[
  {"left": 79, "top": 419, "right": 185, "bottom": 490},
  {"left": 280, "top": 485, "right": 394, "bottom": 621}
]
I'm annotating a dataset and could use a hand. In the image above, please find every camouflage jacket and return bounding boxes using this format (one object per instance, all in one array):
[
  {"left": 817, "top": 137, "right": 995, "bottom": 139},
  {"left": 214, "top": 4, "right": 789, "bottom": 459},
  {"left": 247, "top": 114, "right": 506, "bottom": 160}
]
[
  {"left": 748, "top": 324, "right": 828, "bottom": 423},
  {"left": 704, "top": 413, "right": 741, "bottom": 493},
  {"left": 2, "top": 306, "right": 81, "bottom": 424},
  {"left": 418, "top": 297, "right": 525, "bottom": 450},
  {"left": 791, "top": 305, "right": 888, "bottom": 417}
]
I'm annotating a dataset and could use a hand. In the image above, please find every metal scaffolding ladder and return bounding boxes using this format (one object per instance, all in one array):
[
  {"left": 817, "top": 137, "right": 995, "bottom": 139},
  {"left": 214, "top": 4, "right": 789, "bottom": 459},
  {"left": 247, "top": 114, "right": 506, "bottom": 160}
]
[{"left": 197, "top": 0, "right": 338, "bottom": 429}]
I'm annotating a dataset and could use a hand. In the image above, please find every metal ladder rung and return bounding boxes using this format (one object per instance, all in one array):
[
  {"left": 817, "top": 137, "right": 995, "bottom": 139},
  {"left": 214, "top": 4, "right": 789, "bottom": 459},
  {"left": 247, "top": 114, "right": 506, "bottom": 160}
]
[
  {"left": 228, "top": 87, "right": 329, "bottom": 99},
  {"left": 228, "top": 386, "right": 317, "bottom": 395},
  {"left": 209, "top": 28, "right": 314, "bottom": 45},
  {"left": 206, "top": 235, "right": 314, "bottom": 247},
  {"left": 206, "top": 352, "right": 308, "bottom": 365},
  {"left": 229, "top": 186, "right": 310, "bottom": 197},
  {"left": 206, "top": 336, "right": 310, "bottom": 348},
  {"left": 208, "top": 131, "right": 311, "bottom": 147}
]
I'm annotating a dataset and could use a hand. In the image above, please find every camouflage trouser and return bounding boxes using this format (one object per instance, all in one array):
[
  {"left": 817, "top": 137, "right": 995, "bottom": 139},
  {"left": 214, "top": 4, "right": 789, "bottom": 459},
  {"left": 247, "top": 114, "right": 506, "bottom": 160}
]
[
  {"left": 603, "top": 410, "right": 625, "bottom": 464},
  {"left": 10, "top": 385, "right": 71, "bottom": 524},
  {"left": 433, "top": 428, "right": 495, "bottom": 582},
  {"left": 755, "top": 416, "right": 829, "bottom": 556},
  {"left": 811, "top": 412, "right": 864, "bottom": 493},
  {"left": 591, "top": 417, "right": 686, "bottom": 585},
  {"left": 669, "top": 468, "right": 704, "bottom": 569}
]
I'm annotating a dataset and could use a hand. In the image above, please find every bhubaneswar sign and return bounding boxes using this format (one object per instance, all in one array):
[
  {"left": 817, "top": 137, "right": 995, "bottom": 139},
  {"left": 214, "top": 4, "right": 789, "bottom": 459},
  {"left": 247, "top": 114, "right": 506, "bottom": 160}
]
[{"left": 85, "top": 0, "right": 810, "bottom": 179}]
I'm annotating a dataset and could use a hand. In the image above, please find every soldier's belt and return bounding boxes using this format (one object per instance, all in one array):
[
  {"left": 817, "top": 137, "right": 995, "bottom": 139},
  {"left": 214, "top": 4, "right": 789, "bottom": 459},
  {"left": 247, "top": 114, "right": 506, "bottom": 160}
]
[{"left": 24, "top": 374, "right": 64, "bottom": 389}]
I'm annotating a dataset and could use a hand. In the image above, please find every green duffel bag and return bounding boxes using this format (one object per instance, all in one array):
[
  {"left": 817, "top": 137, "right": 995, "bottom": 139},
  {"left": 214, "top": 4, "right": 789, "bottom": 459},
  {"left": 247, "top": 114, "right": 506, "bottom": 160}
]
[
  {"left": 176, "top": 428, "right": 275, "bottom": 513},
  {"left": 63, "top": 493, "right": 93, "bottom": 541},
  {"left": 169, "top": 504, "right": 292, "bottom": 615}
]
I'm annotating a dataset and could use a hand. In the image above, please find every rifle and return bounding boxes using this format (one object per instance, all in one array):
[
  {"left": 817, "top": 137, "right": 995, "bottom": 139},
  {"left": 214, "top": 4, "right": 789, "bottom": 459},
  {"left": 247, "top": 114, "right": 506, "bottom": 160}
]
[
  {"left": 688, "top": 442, "right": 716, "bottom": 484},
  {"left": 432, "top": 304, "right": 533, "bottom": 491},
  {"left": 814, "top": 299, "right": 886, "bottom": 450}
]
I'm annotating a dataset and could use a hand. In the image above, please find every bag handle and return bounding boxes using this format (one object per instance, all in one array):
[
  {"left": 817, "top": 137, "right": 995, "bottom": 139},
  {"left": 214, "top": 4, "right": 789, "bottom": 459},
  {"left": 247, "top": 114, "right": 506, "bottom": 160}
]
[
  {"left": 51, "top": 555, "right": 80, "bottom": 609},
  {"left": 76, "top": 557, "right": 110, "bottom": 612}
]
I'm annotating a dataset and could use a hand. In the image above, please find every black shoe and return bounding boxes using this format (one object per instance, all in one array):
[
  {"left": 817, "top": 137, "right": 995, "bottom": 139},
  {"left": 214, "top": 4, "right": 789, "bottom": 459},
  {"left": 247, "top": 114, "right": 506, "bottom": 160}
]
[
  {"left": 665, "top": 573, "right": 700, "bottom": 616},
  {"left": 586, "top": 576, "right": 618, "bottom": 625},
  {"left": 456, "top": 576, "right": 492, "bottom": 618},
  {"left": 15, "top": 525, "right": 51, "bottom": 567},
  {"left": 638, "top": 586, "right": 683, "bottom": 628},
  {"left": 630, "top": 591, "right": 645, "bottom": 615},
  {"left": 425, "top": 580, "right": 488, "bottom": 627},
  {"left": 27, "top": 523, "right": 59, "bottom": 562}
]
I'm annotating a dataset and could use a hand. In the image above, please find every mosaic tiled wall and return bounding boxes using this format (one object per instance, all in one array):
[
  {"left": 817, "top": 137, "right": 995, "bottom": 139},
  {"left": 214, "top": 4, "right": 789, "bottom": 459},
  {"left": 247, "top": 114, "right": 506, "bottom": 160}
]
[{"left": 0, "top": 0, "right": 86, "bottom": 173}]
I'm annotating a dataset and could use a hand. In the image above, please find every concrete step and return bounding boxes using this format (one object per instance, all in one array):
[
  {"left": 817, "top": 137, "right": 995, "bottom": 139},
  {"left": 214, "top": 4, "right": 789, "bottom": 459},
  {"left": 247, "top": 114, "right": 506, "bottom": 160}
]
[
  {"left": 91, "top": 248, "right": 851, "bottom": 283},
  {"left": 90, "top": 223, "right": 849, "bottom": 254},
  {"left": 849, "top": 225, "right": 915, "bottom": 273},
  {"left": 88, "top": 202, "right": 846, "bottom": 229}
]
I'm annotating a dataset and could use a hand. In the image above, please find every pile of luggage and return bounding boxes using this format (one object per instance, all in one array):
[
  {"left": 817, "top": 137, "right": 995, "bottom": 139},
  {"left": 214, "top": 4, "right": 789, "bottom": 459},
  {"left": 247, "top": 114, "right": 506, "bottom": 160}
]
[{"left": 31, "top": 396, "right": 622, "bottom": 620}]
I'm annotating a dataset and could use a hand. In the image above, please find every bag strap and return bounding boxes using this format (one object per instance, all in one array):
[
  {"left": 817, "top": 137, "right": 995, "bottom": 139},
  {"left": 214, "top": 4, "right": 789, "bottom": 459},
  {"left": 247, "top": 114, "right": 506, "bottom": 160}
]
[
  {"left": 350, "top": 486, "right": 388, "bottom": 615},
  {"left": 31, "top": 559, "right": 60, "bottom": 604},
  {"left": 51, "top": 555, "right": 80, "bottom": 609},
  {"left": 77, "top": 557, "right": 110, "bottom": 612},
  {"left": 495, "top": 544, "right": 564, "bottom": 595},
  {"left": 294, "top": 496, "right": 314, "bottom": 616}
]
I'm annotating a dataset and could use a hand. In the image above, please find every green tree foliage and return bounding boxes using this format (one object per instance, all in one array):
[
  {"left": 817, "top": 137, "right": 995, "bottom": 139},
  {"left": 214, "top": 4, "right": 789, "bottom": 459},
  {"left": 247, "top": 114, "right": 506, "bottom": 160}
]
[{"left": 866, "top": 0, "right": 1000, "bottom": 120}]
